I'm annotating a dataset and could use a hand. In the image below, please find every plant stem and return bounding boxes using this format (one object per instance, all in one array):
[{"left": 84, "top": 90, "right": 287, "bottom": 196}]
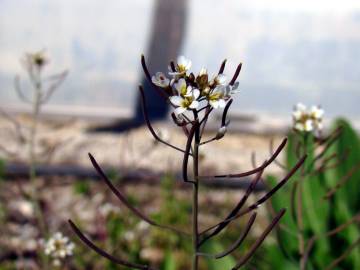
[
  {"left": 192, "top": 123, "right": 200, "bottom": 270},
  {"left": 29, "top": 70, "right": 48, "bottom": 268}
]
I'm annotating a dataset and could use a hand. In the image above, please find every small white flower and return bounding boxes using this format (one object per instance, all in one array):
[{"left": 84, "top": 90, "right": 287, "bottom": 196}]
[
  {"left": 136, "top": 221, "right": 150, "bottom": 232},
  {"left": 124, "top": 231, "right": 135, "bottom": 242},
  {"left": 44, "top": 232, "right": 75, "bottom": 264},
  {"left": 99, "top": 203, "right": 120, "bottom": 217},
  {"left": 292, "top": 103, "right": 324, "bottom": 132},
  {"left": 151, "top": 72, "right": 170, "bottom": 88},
  {"left": 208, "top": 86, "right": 227, "bottom": 109},
  {"left": 177, "top": 55, "right": 192, "bottom": 71},
  {"left": 169, "top": 55, "right": 192, "bottom": 76},
  {"left": 170, "top": 88, "right": 200, "bottom": 115},
  {"left": 174, "top": 78, "right": 192, "bottom": 97}
]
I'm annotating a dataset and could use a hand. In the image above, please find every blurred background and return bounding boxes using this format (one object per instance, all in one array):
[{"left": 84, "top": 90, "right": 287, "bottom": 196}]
[{"left": 1, "top": 0, "right": 360, "bottom": 123}]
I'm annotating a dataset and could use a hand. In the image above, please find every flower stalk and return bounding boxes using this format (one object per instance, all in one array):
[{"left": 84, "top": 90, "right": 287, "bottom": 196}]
[{"left": 69, "top": 55, "right": 305, "bottom": 269}]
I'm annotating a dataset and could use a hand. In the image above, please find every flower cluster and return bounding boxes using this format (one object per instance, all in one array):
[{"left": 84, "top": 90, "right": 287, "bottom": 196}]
[
  {"left": 44, "top": 232, "right": 75, "bottom": 266},
  {"left": 292, "top": 103, "right": 324, "bottom": 132},
  {"left": 151, "top": 56, "right": 239, "bottom": 115}
]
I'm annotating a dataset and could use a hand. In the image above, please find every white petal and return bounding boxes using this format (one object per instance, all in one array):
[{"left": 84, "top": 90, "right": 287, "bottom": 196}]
[
  {"left": 311, "top": 106, "right": 324, "bottom": 119},
  {"left": 169, "top": 96, "right": 183, "bottom": 106},
  {"left": 174, "top": 78, "right": 186, "bottom": 91},
  {"left": 294, "top": 122, "right": 304, "bottom": 131},
  {"left": 185, "top": 60, "right": 192, "bottom": 70},
  {"left": 184, "top": 85, "right": 193, "bottom": 97},
  {"left": 192, "top": 89, "right": 200, "bottom": 99},
  {"left": 216, "top": 74, "right": 227, "bottom": 85},
  {"left": 209, "top": 100, "right": 219, "bottom": 109},
  {"left": 177, "top": 55, "right": 186, "bottom": 66},
  {"left": 295, "top": 103, "right": 306, "bottom": 111},
  {"left": 218, "top": 99, "right": 226, "bottom": 108},
  {"left": 304, "top": 119, "right": 314, "bottom": 131},
  {"left": 175, "top": 107, "right": 187, "bottom": 115},
  {"left": 292, "top": 110, "right": 303, "bottom": 120},
  {"left": 177, "top": 55, "right": 191, "bottom": 70},
  {"left": 189, "top": 101, "right": 199, "bottom": 109}
]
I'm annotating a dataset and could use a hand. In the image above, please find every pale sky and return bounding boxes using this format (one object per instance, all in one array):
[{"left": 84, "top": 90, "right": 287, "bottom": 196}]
[{"left": 0, "top": 0, "right": 359, "bottom": 119}]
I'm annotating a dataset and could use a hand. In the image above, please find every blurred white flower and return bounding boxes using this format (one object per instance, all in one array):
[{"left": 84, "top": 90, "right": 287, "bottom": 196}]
[
  {"left": 152, "top": 72, "right": 170, "bottom": 88},
  {"left": 44, "top": 232, "right": 75, "bottom": 265},
  {"left": 124, "top": 231, "right": 136, "bottom": 242},
  {"left": 136, "top": 221, "right": 150, "bottom": 232},
  {"left": 23, "top": 50, "right": 48, "bottom": 69},
  {"left": 292, "top": 103, "right": 324, "bottom": 132},
  {"left": 99, "top": 203, "right": 120, "bottom": 217}
]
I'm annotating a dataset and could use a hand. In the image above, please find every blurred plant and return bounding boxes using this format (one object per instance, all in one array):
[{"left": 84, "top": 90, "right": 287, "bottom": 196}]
[
  {"left": 0, "top": 50, "right": 69, "bottom": 162},
  {"left": 69, "top": 55, "right": 306, "bottom": 269},
  {"left": 261, "top": 104, "right": 360, "bottom": 269},
  {"left": 0, "top": 50, "right": 68, "bottom": 268}
]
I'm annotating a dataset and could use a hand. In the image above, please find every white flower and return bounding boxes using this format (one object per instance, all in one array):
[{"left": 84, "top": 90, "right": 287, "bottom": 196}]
[
  {"left": 169, "top": 55, "right": 192, "bottom": 76},
  {"left": 292, "top": 103, "right": 324, "bottom": 132},
  {"left": 124, "top": 231, "right": 135, "bottom": 242},
  {"left": 177, "top": 55, "right": 192, "bottom": 71},
  {"left": 174, "top": 78, "right": 191, "bottom": 97},
  {"left": 136, "top": 221, "right": 150, "bottom": 232},
  {"left": 99, "top": 203, "right": 120, "bottom": 217},
  {"left": 44, "top": 232, "right": 75, "bottom": 263},
  {"left": 151, "top": 72, "right": 170, "bottom": 88},
  {"left": 170, "top": 88, "right": 200, "bottom": 115},
  {"left": 207, "top": 86, "right": 227, "bottom": 109}
]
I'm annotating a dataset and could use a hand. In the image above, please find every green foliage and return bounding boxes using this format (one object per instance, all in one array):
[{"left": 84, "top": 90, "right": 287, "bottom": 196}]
[
  {"left": 265, "top": 118, "right": 360, "bottom": 269},
  {"left": 161, "top": 250, "right": 177, "bottom": 270}
]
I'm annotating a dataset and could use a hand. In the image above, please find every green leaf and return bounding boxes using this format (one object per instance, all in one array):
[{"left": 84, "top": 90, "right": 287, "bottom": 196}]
[
  {"left": 161, "top": 250, "right": 177, "bottom": 270},
  {"left": 333, "top": 118, "right": 360, "bottom": 210},
  {"left": 267, "top": 174, "right": 298, "bottom": 258}
]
